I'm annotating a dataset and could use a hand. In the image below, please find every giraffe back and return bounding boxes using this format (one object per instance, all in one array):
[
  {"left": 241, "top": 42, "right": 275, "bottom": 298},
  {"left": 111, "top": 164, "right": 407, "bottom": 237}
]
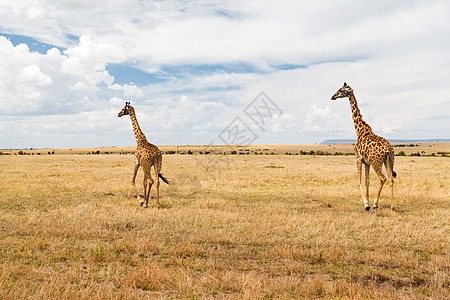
[{"left": 355, "top": 133, "right": 394, "bottom": 166}]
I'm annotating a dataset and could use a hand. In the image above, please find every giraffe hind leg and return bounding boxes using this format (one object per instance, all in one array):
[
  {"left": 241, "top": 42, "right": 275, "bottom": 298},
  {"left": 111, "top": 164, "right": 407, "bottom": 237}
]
[
  {"left": 142, "top": 174, "right": 148, "bottom": 207},
  {"left": 154, "top": 158, "right": 162, "bottom": 209},
  {"left": 373, "top": 163, "right": 386, "bottom": 209},
  {"left": 390, "top": 178, "right": 395, "bottom": 210},
  {"left": 384, "top": 156, "right": 395, "bottom": 210},
  {"left": 144, "top": 174, "right": 154, "bottom": 208}
]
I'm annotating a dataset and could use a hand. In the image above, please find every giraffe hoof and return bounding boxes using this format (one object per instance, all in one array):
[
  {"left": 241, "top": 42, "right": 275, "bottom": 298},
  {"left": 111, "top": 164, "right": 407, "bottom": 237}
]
[
  {"left": 144, "top": 204, "right": 148, "bottom": 208},
  {"left": 365, "top": 206, "right": 370, "bottom": 211},
  {"left": 139, "top": 201, "right": 144, "bottom": 207},
  {"left": 373, "top": 206, "right": 378, "bottom": 209}
]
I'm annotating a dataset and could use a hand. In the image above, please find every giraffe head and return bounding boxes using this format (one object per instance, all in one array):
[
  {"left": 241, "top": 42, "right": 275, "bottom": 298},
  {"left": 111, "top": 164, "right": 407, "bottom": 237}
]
[
  {"left": 118, "top": 102, "right": 132, "bottom": 117},
  {"left": 331, "top": 82, "right": 353, "bottom": 100}
]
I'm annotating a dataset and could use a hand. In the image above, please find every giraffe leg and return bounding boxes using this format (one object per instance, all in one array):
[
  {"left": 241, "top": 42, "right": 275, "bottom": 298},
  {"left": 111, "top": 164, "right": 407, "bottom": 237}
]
[
  {"left": 364, "top": 163, "right": 370, "bottom": 209},
  {"left": 131, "top": 161, "right": 143, "bottom": 205},
  {"left": 357, "top": 158, "right": 370, "bottom": 210},
  {"left": 142, "top": 174, "right": 148, "bottom": 207},
  {"left": 373, "top": 164, "right": 386, "bottom": 209},
  {"left": 390, "top": 178, "right": 395, "bottom": 210},
  {"left": 144, "top": 175, "right": 154, "bottom": 208},
  {"left": 155, "top": 177, "right": 160, "bottom": 209},
  {"left": 154, "top": 155, "right": 162, "bottom": 209},
  {"left": 384, "top": 156, "right": 395, "bottom": 210}
]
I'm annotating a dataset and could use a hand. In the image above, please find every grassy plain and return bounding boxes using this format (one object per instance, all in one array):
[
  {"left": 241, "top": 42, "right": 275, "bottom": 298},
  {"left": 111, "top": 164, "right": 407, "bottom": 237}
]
[
  {"left": 2, "top": 142, "right": 450, "bottom": 156},
  {"left": 0, "top": 151, "right": 449, "bottom": 299}
]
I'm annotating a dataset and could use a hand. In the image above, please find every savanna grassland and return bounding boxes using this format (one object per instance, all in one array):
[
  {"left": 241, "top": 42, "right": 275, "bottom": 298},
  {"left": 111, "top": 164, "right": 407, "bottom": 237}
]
[{"left": 0, "top": 151, "right": 449, "bottom": 299}]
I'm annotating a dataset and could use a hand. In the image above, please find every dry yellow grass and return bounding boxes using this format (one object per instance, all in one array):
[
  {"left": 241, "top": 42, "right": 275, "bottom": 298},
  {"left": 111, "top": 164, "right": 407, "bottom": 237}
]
[{"left": 0, "top": 152, "right": 449, "bottom": 299}]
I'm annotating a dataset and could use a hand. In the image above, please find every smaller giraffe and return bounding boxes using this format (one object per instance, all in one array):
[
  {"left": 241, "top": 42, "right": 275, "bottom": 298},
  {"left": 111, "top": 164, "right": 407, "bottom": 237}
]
[
  {"left": 331, "top": 83, "right": 397, "bottom": 210},
  {"left": 118, "top": 102, "right": 169, "bottom": 208}
]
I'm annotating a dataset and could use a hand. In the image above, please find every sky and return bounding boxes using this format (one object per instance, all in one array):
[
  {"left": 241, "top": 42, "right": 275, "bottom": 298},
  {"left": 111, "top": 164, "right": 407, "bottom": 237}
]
[{"left": 0, "top": 0, "right": 449, "bottom": 149}]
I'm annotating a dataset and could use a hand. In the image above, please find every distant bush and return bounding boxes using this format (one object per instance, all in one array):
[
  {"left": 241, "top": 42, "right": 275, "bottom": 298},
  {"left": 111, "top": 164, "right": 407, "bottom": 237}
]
[{"left": 397, "top": 151, "right": 406, "bottom": 156}]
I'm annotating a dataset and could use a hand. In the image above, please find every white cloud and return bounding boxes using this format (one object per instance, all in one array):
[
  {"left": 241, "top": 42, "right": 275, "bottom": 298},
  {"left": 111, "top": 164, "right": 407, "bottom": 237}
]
[
  {"left": 18, "top": 65, "right": 52, "bottom": 86},
  {"left": 270, "top": 114, "right": 298, "bottom": 133},
  {"left": 0, "top": 35, "right": 126, "bottom": 115},
  {"left": 108, "top": 83, "right": 144, "bottom": 98},
  {"left": 71, "top": 81, "right": 89, "bottom": 91},
  {"left": 305, "top": 105, "right": 336, "bottom": 125},
  {"left": 62, "top": 35, "right": 124, "bottom": 88}
]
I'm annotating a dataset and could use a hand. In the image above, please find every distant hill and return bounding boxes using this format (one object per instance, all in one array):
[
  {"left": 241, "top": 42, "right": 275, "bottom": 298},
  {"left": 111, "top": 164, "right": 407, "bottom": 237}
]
[{"left": 320, "top": 139, "right": 450, "bottom": 144}]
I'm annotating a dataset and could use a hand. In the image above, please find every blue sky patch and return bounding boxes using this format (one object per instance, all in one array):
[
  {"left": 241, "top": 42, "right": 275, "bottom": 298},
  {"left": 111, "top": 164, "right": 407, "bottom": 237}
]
[
  {"left": 107, "top": 61, "right": 310, "bottom": 87},
  {"left": 106, "top": 63, "right": 170, "bottom": 85},
  {"left": 161, "top": 62, "right": 261, "bottom": 76},
  {"left": 107, "top": 62, "right": 263, "bottom": 86},
  {"left": 1, "top": 33, "right": 63, "bottom": 53}
]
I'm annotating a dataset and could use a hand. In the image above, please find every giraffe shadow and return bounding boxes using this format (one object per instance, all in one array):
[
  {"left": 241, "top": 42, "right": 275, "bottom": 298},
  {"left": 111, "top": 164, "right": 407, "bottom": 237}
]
[
  {"left": 370, "top": 206, "right": 406, "bottom": 215},
  {"left": 157, "top": 203, "right": 172, "bottom": 209},
  {"left": 126, "top": 194, "right": 172, "bottom": 209}
]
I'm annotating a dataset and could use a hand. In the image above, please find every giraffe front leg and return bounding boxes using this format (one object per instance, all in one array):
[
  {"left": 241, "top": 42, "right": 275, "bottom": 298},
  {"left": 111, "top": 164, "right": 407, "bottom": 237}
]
[
  {"left": 357, "top": 159, "right": 370, "bottom": 211},
  {"left": 131, "top": 162, "right": 143, "bottom": 206},
  {"left": 364, "top": 163, "right": 371, "bottom": 210}
]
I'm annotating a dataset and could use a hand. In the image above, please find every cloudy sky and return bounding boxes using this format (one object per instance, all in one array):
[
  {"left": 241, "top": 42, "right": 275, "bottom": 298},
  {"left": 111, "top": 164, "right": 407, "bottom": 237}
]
[{"left": 0, "top": 0, "right": 449, "bottom": 149}]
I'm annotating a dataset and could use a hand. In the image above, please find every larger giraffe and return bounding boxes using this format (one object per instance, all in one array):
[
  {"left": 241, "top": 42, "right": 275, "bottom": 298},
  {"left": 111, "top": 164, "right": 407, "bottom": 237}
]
[
  {"left": 118, "top": 102, "right": 169, "bottom": 208},
  {"left": 331, "top": 83, "right": 396, "bottom": 210}
]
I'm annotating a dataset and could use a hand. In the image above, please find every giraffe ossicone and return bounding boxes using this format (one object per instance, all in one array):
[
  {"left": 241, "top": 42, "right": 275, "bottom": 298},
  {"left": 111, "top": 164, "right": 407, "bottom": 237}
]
[
  {"left": 118, "top": 102, "right": 170, "bottom": 209},
  {"left": 331, "top": 83, "right": 396, "bottom": 211}
]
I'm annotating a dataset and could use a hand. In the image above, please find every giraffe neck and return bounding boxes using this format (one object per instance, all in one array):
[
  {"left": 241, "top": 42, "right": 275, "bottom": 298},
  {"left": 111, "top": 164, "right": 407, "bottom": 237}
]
[
  {"left": 129, "top": 107, "right": 148, "bottom": 147},
  {"left": 348, "top": 91, "right": 372, "bottom": 137}
]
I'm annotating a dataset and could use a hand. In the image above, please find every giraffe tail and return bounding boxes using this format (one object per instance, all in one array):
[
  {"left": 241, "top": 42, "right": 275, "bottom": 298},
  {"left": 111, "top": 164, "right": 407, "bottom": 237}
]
[
  {"left": 386, "top": 152, "right": 397, "bottom": 178},
  {"left": 158, "top": 173, "right": 170, "bottom": 184}
]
